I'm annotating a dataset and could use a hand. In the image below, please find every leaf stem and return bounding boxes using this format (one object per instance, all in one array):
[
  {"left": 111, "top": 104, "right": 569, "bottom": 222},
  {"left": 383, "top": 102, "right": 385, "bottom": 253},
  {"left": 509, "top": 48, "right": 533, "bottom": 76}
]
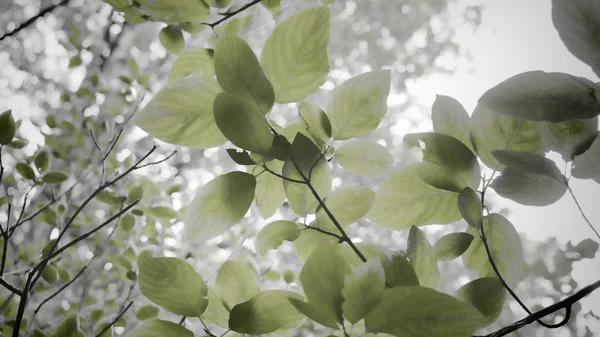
[
  {"left": 566, "top": 185, "right": 600, "bottom": 240},
  {"left": 203, "top": 0, "right": 263, "bottom": 29}
]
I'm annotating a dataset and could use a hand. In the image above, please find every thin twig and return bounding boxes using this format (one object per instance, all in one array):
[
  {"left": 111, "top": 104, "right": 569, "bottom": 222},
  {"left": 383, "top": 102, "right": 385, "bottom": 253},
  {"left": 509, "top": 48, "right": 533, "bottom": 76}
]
[
  {"left": 0, "top": 0, "right": 71, "bottom": 41},
  {"left": 303, "top": 225, "right": 343, "bottom": 241},
  {"left": 202, "top": 0, "right": 263, "bottom": 28},
  {"left": 0, "top": 275, "right": 22, "bottom": 296},
  {"left": 94, "top": 301, "right": 134, "bottom": 337},
  {"left": 261, "top": 164, "right": 306, "bottom": 184},
  {"left": 0, "top": 204, "right": 11, "bottom": 276},
  {"left": 567, "top": 185, "right": 600, "bottom": 240},
  {"left": 134, "top": 150, "right": 177, "bottom": 169}
]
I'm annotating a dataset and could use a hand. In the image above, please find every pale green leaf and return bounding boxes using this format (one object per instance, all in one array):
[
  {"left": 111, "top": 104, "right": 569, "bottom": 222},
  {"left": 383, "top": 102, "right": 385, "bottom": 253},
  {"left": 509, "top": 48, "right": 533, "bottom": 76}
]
[
  {"left": 491, "top": 150, "right": 564, "bottom": 182},
  {"left": 0, "top": 110, "right": 16, "bottom": 145},
  {"left": 216, "top": 261, "right": 260, "bottom": 310},
  {"left": 457, "top": 277, "right": 506, "bottom": 328},
  {"left": 202, "top": 286, "right": 229, "bottom": 328},
  {"left": 380, "top": 253, "right": 420, "bottom": 287},
  {"left": 289, "top": 297, "right": 339, "bottom": 329},
  {"left": 490, "top": 167, "right": 568, "bottom": 206},
  {"left": 184, "top": 171, "right": 256, "bottom": 242},
  {"left": 168, "top": 48, "right": 214, "bottom": 83},
  {"left": 129, "top": 318, "right": 193, "bottom": 337},
  {"left": 135, "top": 75, "right": 226, "bottom": 148},
  {"left": 136, "top": 305, "right": 160, "bottom": 320},
  {"left": 251, "top": 161, "right": 285, "bottom": 218},
  {"left": 432, "top": 95, "right": 473, "bottom": 152},
  {"left": 433, "top": 233, "right": 474, "bottom": 262},
  {"left": 458, "top": 187, "right": 482, "bottom": 228},
  {"left": 56, "top": 315, "right": 79, "bottom": 337},
  {"left": 34, "top": 150, "right": 49, "bottom": 173},
  {"left": 313, "top": 185, "right": 375, "bottom": 230},
  {"left": 299, "top": 101, "right": 332, "bottom": 147},
  {"left": 407, "top": 226, "right": 440, "bottom": 289},
  {"left": 138, "top": 257, "right": 208, "bottom": 316},
  {"left": 229, "top": 290, "right": 304, "bottom": 334},
  {"left": 541, "top": 117, "right": 598, "bottom": 161},
  {"left": 261, "top": 0, "right": 281, "bottom": 16},
  {"left": 127, "top": 185, "right": 144, "bottom": 203},
  {"left": 281, "top": 121, "right": 322, "bottom": 148},
  {"left": 328, "top": 70, "right": 391, "bottom": 140},
  {"left": 146, "top": 206, "right": 178, "bottom": 220},
  {"left": 159, "top": 24, "right": 185, "bottom": 54},
  {"left": 43, "top": 171, "right": 69, "bottom": 184},
  {"left": 342, "top": 259, "right": 385, "bottom": 324},
  {"left": 136, "top": 0, "right": 210, "bottom": 23},
  {"left": 366, "top": 163, "right": 462, "bottom": 230},
  {"left": 256, "top": 220, "right": 301, "bottom": 255},
  {"left": 365, "top": 287, "right": 486, "bottom": 337},
  {"left": 261, "top": 6, "right": 330, "bottom": 103},
  {"left": 292, "top": 229, "right": 339, "bottom": 263},
  {"left": 42, "top": 265, "right": 58, "bottom": 283},
  {"left": 334, "top": 140, "right": 393, "bottom": 177},
  {"left": 572, "top": 131, "right": 600, "bottom": 182}
]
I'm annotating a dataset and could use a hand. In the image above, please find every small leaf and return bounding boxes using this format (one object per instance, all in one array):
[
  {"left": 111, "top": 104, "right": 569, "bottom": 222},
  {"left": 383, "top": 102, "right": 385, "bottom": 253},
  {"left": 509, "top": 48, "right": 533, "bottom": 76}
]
[
  {"left": 90, "top": 310, "right": 104, "bottom": 323},
  {"left": 16, "top": 163, "right": 36, "bottom": 180},
  {"left": 256, "top": 220, "right": 301, "bottom": 255},
  {"left": 299, "top": 101, "right": 332, "bottom": 147},
  {"left": 432, "top": 95, "right": 474, "bottom": 152},
  {"left": 380, "top": 253, "right": 420, "bottom": 287},
  {"left": 328, "top": 70, "right": 391, "bottom": 140},
  {"left": 43, "top": 171, "right": 69, "bottom": 184},
  {"left": 146, "top": 206, "right": 178, "bottom": 220},
  {"left": 215, "top": 0, "right": 233, "bottom": 8},
  {"left": 229, "top": 291, "right": 304, "bottom": 334},
  {"left": 168, "top": 48, "right": 215, "bottom": 83},
  {"left": 136, "top": 305, "right": 160, "bottom": 320},
  {"left": 129, "top": 318, "right": 193, "bottom": 337},
  {"left": 457, "top": 277, "right": 506, "bottom": 327},
  {"left": 34, "top": 150, "right": 49, "bottom": 173},
  {"left": 159, "top": 25, "right": 185, "bottom": 54},
  {"left": 407, "top": 226, "right": 440, "bottom": 289},
  {"left": 251, "top": 161, "right": 285, "bottom": 218},
  {"left": 433, "top": 233, "right": 474, "bottom": 262},
  {"left": 458, "top": 187, "right": 483, "bottom": 228},
  {"left": 226, "top": 149, "right": 256, "bottom": 165},
  {"left": 283, "top": 270, "right": 295, "bottom": 283},
  {"left": 216, "top": 261, "right": 260, "bottom": 310},
  {"left": 127, "top": 185, "right": 144, "bottom": 203},
  {"left": 0, "top": 110, "right": 16, "bottom": 145},
  {"left": 184, "top": 171, "right": 256, "bottom": 242},
  {"left": 313, "top": 185, "right": 375, "bottom": 230},
  {"left": 42, "top": 265, "right": 58, "bottom": 284},
  {"left": 56, "top": 315, "right": 79, "bottom": 337},
  {"left": 138, "top": 257, "right": 208, "bottom": 316},
  {"left": 68, "top": 55, "right": 82, "bottom": 67},
  {"left": 334, "top": 140, "right": 393, "bottom": 177},
  {"left": 341, "top": 259, "right": 385, "bottom": 324}
]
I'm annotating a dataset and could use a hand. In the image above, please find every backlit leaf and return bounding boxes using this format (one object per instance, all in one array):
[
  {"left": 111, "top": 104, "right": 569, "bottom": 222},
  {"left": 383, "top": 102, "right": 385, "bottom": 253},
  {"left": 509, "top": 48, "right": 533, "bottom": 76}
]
[
  {"left": 491, "top": 150, "right": 564, "bottom": 182},
  {"left": 56, "top": 315, "right": 79, "bottom": 337},
  {"left": 136, "top": 305, "right": 160, "bottom": 320},
  {"left": 572, "top": 132, "right": 600, "bottom": 182},
  {"left": 135, "top": 0, "right": 210, "bottom": 23},
  {"left": 380, "top": 253, "right": 420, "bottom": 287},
  {"left": 229, "top": 291, "right": 304, "bottom": 334},
  {"left": 129, "top": 318, "right": 193, "bottom": 337},
  {"left": 458, "top": 187, "right": 483, "bottom": 228},
  {"left": 288, "top": 297, "right": 339, "bottom": 329},
  {"left": 251, "top": 161, "right": 285, "bottom": 218},
  {"left": 256, "top": 220, "right": 301, "bottom": 255},
  {"left": 490, "top": 167, "right": 568, "bottom": 206},
  {"left": 216, "top": 261, "right": 260, "bottom": 310},
  {"left": 168, "top": 48, "right": 214, "bottom": 83},
  {"left": 541, "top": 117, "right": 598, "bottom": 161},
  {"left": 334, "top": 140, "right": 394, "bottom": 177},
  {"left": 433, "top": 233, "right": 474, "bottom": 262},
  {"left": 299, "top": 101, "right": 332, "bottom": 147},
  {"left": 0, "top": 110, "right": 17, "bottom": 145},
  {"left": 341, "top": 258, "right": 385, "bottom": 323},
  {"left": 34, "top": 150, "right": 49, "bottom": 173},
  {"left": 313, "top": 185, "right": 375, "bottom": 230},
  {"left": 432, "top": 95, "right": 474, "bottom": 152},
  {"left": 407, "top": 226, "right": 440, "bottom": 289},
  {"left": 457, "top": 277, "right": 506, "bottom": 327},
  {"left": 159, "top": 24, "right": 185, "bottom": 54}
]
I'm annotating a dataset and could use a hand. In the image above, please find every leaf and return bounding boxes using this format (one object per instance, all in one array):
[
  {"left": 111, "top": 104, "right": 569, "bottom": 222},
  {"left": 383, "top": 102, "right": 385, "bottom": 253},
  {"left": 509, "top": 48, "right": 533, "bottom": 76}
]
[
  {"left": 0, "top": 110, "right": 16, "bottom": 145},
  {"left": 458, "top": 187, "right": 483, "bottom": 228},
  {"left": 299, "top": 101, "right": 332, "bottom": 147},
  {"left": 43, "top": 171, "right": 69, "bottom": 184},
  {"left": 215, "top": 0, "right": 232, "bottom": 8},
  {"left": 469, "top": 103, "right": 544, "bottom": 169},
  {"left": 292, "top": 229, "right": 339, "bottom": 263},
  {"left": 479, "top": 71, "right": 600, "bottom": 123},
  {"left": 261, "top": 0, "right": 281, "bottom": 16},
  {"left": 404, "top": 132, "right": 480, "bottom": 192},
  {"left": 216, "top": 260, "right": 260, "bottom": 310},
  {"left": 184, "top": 171, "right": 256, "bottom": 242},
  {"left": 159, "top": 24, "right": 185, "bottom": 54},
  {"left": 407, "top": 226, "right": 440, "bottom": 289},
  {"left": 56, "top": 315, "right": 79, "bottom": 337},
  {"left": 135, "top": 75, "right": 226, "bottom": 148},
  {"left": 42, "top": 265, "right": 58, "bottom": 283},
  {"left": 136, "top": 0, "right": 210, "bottom": 23},
  {"left": 122, "top": 215, "right": 138, "bottom": 230},
  {"left": 34, "top": 150, "right": 49, "bottom": 173},
  {"left": 251, "top": 161, "right": 285, "bottom": 218},
  {"left": 313, "top": 185, "right": 375, "bottom": 230},
  {"left": 433, "top": 233, "right": 474, "bottom": 262},
  {"left": 138, "top": 257, "right": 208, "bottom": 316},
  {"left": 365, "top": 286, "right": 486, "bottom": 337},
  {"left": 380, "top": 253, "right": 420, "bottom": 287},
  {"left": 226, "top": 149, "right": 256, "bottom": 165},
  {"left": 215, "top": 33, "right": 274, "bottom": 114},
  {"left": 146, "top": 206, "right": 178, "bottom": 219},
  {"left": 213, "top": 92, "right": 273, "bottom": 154},
  {"left": 282, "top": 133, "right": 332, "bottom": 216},
  {"left": 457, "top": 277, "right": 506, "bottom": 327},
  {"left": 366, "top": 163, "right": 462, "bottom": 230},
  {"left": 572, "top": 131, "right": 600, "bottom": 182},
  {"left": 33, "top": 329, "right": 49, "bottom": 337},
  {"left": 341, "top": 259, "right": 385, "bottom": 324},
  {"left": 129, "top": 318, "right": 193, "bottom": 337},
  {"left": 541, "top": 117, "right": 598, "bottom": 161},
  {"left": 68, "top": 55, "right": 82, "bottom": 67},
  {"left": 202, "top": 286, "right": 229, "bottom": 328},
  {"left": 571, "top": 238, "right": 599, "bottom": 259},
  {"left": 491, "top": 150, "right": 565, "bottom": 182},
  {"left": 299, "top": 244, "right": 353, "bottom": 323},
  {"left": 334, "top": 140, "right": 394, "bottom": 177},
  {"left": 127, "top": 185, "right": 144, "bottom": 203},
  {"left": 168, "top": 48, "right": 215, "bottom": 83},
  {"left": 552, "top": 0, "right": 600, "bottom": 78},
  {"left": 328, "top": 70, "right": 391, "bottom": 140},
  {"left": 256, "top": 220, "right": 301, "bottom": 255},
  {"left": 229, "top": 290, "right": 304, "bottom": 334},
  {"left": 261, "top": 6, "right": 330, "bottom": 103},
  {"left": 288, "top": 297, "right": 339, "bottom": 329},
  {"left": 136, "top": 305, "right": 160, "bottom": 320},
  {"left": 463, "top": 213, "right": 524, "bottom": 288},
  {"left": 16, "top": 163, "right": 35, "bottom": 180},
  {"left": 432, "top": 95, "right": 474, "bottom": 152},
  {"left": 490, "top": 167, "right": 568, "bottom": 206}
]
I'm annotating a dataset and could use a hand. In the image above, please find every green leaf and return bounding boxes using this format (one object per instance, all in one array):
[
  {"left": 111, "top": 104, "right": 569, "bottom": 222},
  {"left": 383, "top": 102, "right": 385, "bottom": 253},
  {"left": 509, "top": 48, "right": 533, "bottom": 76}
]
[
  {"left": 334, "top": 140, "right": 394, "bottom": 177},
  {"left": 292, "top": 229, "right": 339, "bottom": 262},
  {"left": 43, "top": 171, "right": 69, "bottom": 184},
  {"left": 572, "top": 131, "right": 600, "bottom": 182},
  {"left": 229, "top": 290, "right": 304, "bottom": 334},
  {"left": 341, "top": 258, "right": 385, "bottom": 324},
  {"left": 300, "top": 244, "right": 352, "bottom": 323},
  {"left": 168, "top": 48, "right": 214, "bottom": 83},
  {"left": 407, "top": 226, "right": 440, "bottom": 289},
  {"left": 366, "top": 163, "right": 462, "bottom": 230},
  {"left": 299, "top": 101, "right": 332, "bottom": 147},
  {"left": 34, "top": 150, "right": 49, "bottom": 173},
  {"left": 127, "top": 185, "right": 144, "bottom": 203},
  {"left": 56, "top": 315, "right": 79, "bottom": 337},
  {"left": 33, "top": 329, "right": 49, "bottom": 337},
  {"left": 226, "top": 149, "right": 256, "bottom": 165},
  {"left": 184, "top": 171, "right": 256, "bottom": 242},
  {"left": 433, "top": 233, "right": 474, "bottom": 262},
  {"left": 16, "top": 163, "right": 36, "bottom": 180},
  {"left": 68, "top": 55, "right": 82, "bottom": 68},
  {"left": 490, "top": 167, "right": 568, "bottom": 206},
  {"left": 256, "top": 220, "right": 301, "bottom": 255},
  {"left": 261, "top": 6, "right": 331, "bottom": 103},
  {"left": 432, "top": 95, "right": 474, "bottom": 152},
  {"left": 261, "top": 0, "right": 281, "bottom": 16},
  {"left": 213, "top": 92, "right": 273, "bottom": 154},
  {"left": 138, "top": 257, "right": 208, "bottom": 316},
  {"left": 0, "top": 196, "right": 7, "bottom": 207},
  {"left": 41, "top": 239, "right": 57, "bottom": 258},
  {"left": 552, "top": 0, "right": 600, "bottom": 77},
  {"left": 457, "top": 277, "right": 506, "bottom": 328},
  {"left": 146, "top": 206, "right": 178, "bottom": 220},
  {"left": 58, "top": 268, "right": 70, "bottom": 282},
  {"left": 463, "top": 213, "right": 524, "bottom": 288},
  {"left": 380, "top": 253, "right": 420, "bottom": 287},
  {"left": 202, "top": 286, "right": 229, "bottom": 328},
  {"left": 541, "top": 117, "right": 598, "bottom": 161},
  {"left": 282, "top": 133, "right": 332, "bottom": 216},
  {"left": 283, "top": 270, "right": 295, "bottom": 283},
  {"left": 129, "top": 318, "right": 193, "bottom": 337},
  {"left": 42, "top": 265, "right": 58, "bottom": 284},
  {"left": 216, "top": 261, "right": 260, "bottom": 310},
  {"left": 458, "top": 187, "right": 483, "bottom": 228},
  {"left": 404, "top": 132, "right": 480, "bottom": 192},
  {"left": 479, "top": 71, "right": 600, "bottom": 122},
  {"left": 136, "top": 0, "right": 210, "bottom": 23},
  {"left": 90, "top": 309, "right": 104, "bottom": 323},
  {"left": 215, "top": 33, "right": 274, "bottom": 114},
  {"left": 214, "top": 0, "right": 232, "bottom": 8},
  {"left": 0, "top": 110, "right": 16, "bottom": 145},
  {"left": 469, "top": 103, "right": 544, "bottom": 169},
  {"left": 313, "top": 185, "right": 375, "bottom": 230},
  {"left": 136, "top": 305, "right": 160, "bottom": 320},
  {"left": 159, "top": 25, "right": 185, "bottom": 54},
  {"left": 322, "top": 0, "right": 336, "bottom": 4},
  {"left": 251, "top": 161, "right": 285, "bottom": 218},
  {"left": 328, "top": 70, "right": 391, "bottom": 140},
  {"left": 365, "top": 287, "right": 486, "bottom": 337},
  {"left": 491, "top": 150, "right": 564, "bottom": 181},
  {"left": 289, "top": 297, "right": 339, "bottom": 329},
  {"left": 135, "top": 75, "right": 226, "bottom": 148}
]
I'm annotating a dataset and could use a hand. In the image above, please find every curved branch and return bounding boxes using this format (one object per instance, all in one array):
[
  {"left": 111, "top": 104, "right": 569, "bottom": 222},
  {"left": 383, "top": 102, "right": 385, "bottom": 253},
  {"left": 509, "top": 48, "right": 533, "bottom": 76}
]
[
  {"left": 94, "top": 301, "right": 133, "bottom": 337},
  {"left": 0, "top": 0, "right": 71, "bottom": 41},
  {"left": 203, "top": 0, "right": 263, "bottom": 29}
]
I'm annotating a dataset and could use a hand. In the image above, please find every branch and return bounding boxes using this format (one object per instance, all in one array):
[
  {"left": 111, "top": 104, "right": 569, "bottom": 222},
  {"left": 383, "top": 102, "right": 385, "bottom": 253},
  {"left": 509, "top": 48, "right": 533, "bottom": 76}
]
[
  {"left": 202, "top": 0, "right": 263, "bottom": 29},
  {"left": 0, "top": 0, "right": 71, "bottom": 41},
  {"left": 567, "top": 185, "right": 600, "bottom": 240},
  {"left": 303, "top": 225, "right": 343, "bottom": 241},
  {"left": 94, "top": 301, "right": 134, "bottom": 337},
  {"left": 0, "top": 275, "right": 22, "bottom": 296}
]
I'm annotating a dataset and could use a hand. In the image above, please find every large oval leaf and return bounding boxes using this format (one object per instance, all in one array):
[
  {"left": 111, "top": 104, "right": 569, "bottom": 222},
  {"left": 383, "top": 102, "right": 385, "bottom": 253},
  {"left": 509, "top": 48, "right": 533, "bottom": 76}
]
[
  {"left": 365, "top": 286, "right": 486, "bottom": 337},
  {"left": 135, "top": 75, "right": 226, "bottom": 148},
  {"left": 256, "top": 220, "right": 301, "bottom": 255},
  {"left": 168, "top": 48, "right": 215, "bottom": 83},
  {"left": 478, "top": 71, "right": 600, "bottom": 123},
  {"left": 216, "top": 261, "right": 260, "bottom": 310},
  {"left": 334, "top": 140, "right": 394, "bottom": 177},
  {"left": 213, "top": 93, "right": 274, "bottom": 154},
  {"left": 229, "top": 290, "right": 304, "bottom": 334},
  {"left": 184, "top": 171, "right": 256, "bottom": 242},
  {"left": 134, "top": 0, "right": 210, "bottom": 23},
  {"left": 129, "top": 318, "right": 193, "bottom": 337},
  {"left": 407, "top": 226, "right": 440, "bottom": 289},
  {"left": 432, "top": 94, "right": 474, "bottom": 152},
  {"left": 202, "top": 286, "right": 229, "bottom": 328},
  {"left": 541, "top": 117, "right": 598, "bottom": 161},
  {"left": 215, "top": 33, "right": 274, "bottom": 114},
  {"left": 457, "top": 277, "right": 506, "bottom": 328},
  {"left": 433, "top": 233, "right": 474, "bottom": 262},
  {"left": 261, "top": 6, "right": 330, "bottom": 103},
  {"left": 138, "top": 257, "right": 208, "bottom": 316},
  {"left": 491, "top": 150, "right": 564, "bottom": 181},
  {"left": 313, "top": 185, "right": 375, "bottom": 230},
  {"left": 299, "top": 101, "right": 332, "bottom": 147},
  {"left": 328, "top": 70, "right": 391, "bottom": 140},
  {"left": 366, "top": 163, "right": 462, "bottom": 230},
  {"left": 292, "top": 229, "right": 339, "bottom": 263},
  {"left": 341, "top": 258, "right": 386, "bottom": 324},
  {"left": 572, "top": 131, "right": 600, "bottom": 182},
  {"left": 490, "top": 167, "right": 568, "bottom": 206},
  {"left": 251, "top": 161, "right": 285, "bottom": 218},
  {"left": 380, "top": 253, "right": 420, "bottom": 287}
]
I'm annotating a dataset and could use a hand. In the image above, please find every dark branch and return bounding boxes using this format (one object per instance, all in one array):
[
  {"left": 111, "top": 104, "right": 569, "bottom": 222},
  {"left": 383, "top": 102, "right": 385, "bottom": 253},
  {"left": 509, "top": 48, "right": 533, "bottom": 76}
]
[
  {"left": 303, "top": 225, "right": 343, "bottom": 241},
  {"left": 202, "top": 0, "right": 263, "bottom": 28},
  {"left": 0, "top": 276, "right": 22, "bottom": 296},
  {"left": 0, "top": 0, "right": 71, "bottom": 41},
  {"left": 94, "top": 301, "right": 133, "bottom": 337}
]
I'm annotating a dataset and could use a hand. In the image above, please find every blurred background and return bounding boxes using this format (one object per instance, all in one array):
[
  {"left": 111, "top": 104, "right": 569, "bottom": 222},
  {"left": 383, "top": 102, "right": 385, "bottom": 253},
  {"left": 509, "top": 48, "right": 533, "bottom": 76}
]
[{"left": 0, "top": 0, "right": 598, "bottom": 336}]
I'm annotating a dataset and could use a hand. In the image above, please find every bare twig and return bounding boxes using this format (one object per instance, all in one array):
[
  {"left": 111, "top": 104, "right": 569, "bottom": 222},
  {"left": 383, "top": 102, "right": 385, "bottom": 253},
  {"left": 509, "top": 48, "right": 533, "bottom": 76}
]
[
  {"left": 202, "top": 0, "right": 263, "bottom": 28},
  {"left": 0, "top": 0, "right": 71, "bottom": 41},
  {"left": 303, "top": 225, "right": 343, "bottom": 241},
  {"left": 94, "top": 301, "right": 134, "bottom": 337},
  {"left": 261, "top": 164, "right": 306, "bottom": 184},
  {"left": 0, "top": 204, "right": 11, "bottom": 276},
  {"left": 0, "top": 275, "right": 22, "bottom": 296},
  {"left": 567, "top": 185, "right": 600, "bottom": 240}
]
